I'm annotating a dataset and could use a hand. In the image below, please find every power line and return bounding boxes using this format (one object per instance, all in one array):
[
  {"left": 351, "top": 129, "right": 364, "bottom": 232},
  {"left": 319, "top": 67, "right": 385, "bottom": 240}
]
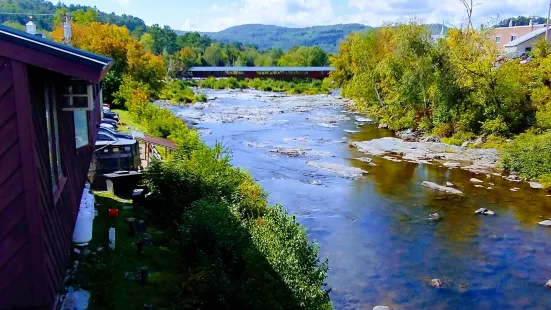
[{"left": 0, "top": 12, "right": 59, "bottom": 16}]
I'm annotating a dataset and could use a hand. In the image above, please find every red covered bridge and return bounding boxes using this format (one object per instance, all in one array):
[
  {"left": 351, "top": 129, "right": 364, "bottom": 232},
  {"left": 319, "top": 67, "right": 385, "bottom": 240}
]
[{"left": 189, "top": 66, "right": 335, "bottom": 79}]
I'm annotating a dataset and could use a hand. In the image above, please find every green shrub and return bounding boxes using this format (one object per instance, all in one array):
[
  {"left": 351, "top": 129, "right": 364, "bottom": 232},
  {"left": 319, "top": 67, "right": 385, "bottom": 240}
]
[
  {"left": 174, "top": 200, "right": 331, "bottom": 310},
  {"left": 502, "top": 131, "right": 551, "bottom": 180},
  {"left": 143, "top": 143, "right": 268, "bottom": 225}
]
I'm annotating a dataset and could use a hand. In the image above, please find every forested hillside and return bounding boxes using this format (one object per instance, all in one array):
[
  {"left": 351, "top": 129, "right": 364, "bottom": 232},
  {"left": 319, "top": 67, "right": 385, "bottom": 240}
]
[
  {"left": 0, "top": 0, "right": 146, "bottom": 34},
  {"left": 197, "top": 23, "right": 369, "bottom": 53}
]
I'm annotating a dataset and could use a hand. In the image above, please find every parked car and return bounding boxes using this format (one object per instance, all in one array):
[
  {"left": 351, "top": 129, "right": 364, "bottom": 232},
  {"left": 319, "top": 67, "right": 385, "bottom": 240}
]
[
  {"left": 100, "top": 123, "right": 115, "bottom": 130},
  {"left": 101, "top": 118, "right": 118, "bottom": 130},
  {"left": 94, "top": 131, "right": 140, "bottom": 174},
  {"left": 103, "top": 110, "right": 119, "bottom": 121},
  {"left": 99, "top": 127, "right": 133, "bottom": 140}
]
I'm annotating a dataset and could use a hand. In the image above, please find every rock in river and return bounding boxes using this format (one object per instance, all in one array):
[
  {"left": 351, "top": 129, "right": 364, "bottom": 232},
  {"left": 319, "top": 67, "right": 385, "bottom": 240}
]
[
  {"left": 444, "top": 162, "right": 461, "bottom": 168},
  {"left": 307, "top": 161, "right": 367, "bottom": 179},
  {"left": 475, "top": 208, "right": 495, "bottom": 216},
  {"left": 546, "top": 280, "right": 551, "bottom": 289},
  {"left": 421, "top": 181, "right": 464, "bottom": 195},
  {"left": 430, "top": 278, "right": 443, "bottom": 288},
  {"left": 530, "top": 182, "right": 543, "bottom": 189},
  {"left": 373, "top": 306, "right": 392, "bottom": 310},
  {"left": 446, "top": 182, "right": 454, "bottom": 187},
  {"left": 429, "top": 213, "right": 441, "bottom": 221},
  {"left": 351, "top": 137, "right": 499, "bottom": 174},
  {"left": 539, "top": 220, "right": 551, "bottom": 227},
  {"left": 470, "top": 178, "right": 484, "bottom": 183}
]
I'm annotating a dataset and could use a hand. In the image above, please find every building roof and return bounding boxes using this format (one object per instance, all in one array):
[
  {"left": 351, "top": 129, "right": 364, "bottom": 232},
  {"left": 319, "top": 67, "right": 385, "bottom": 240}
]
[
  {"left": 0, "top": 24, "right": 113, "bottom": 82},
  {"left": 132, "top": 131, "right": 177, "bottom": 150},
  {"left": 504, "top": 27, "right": 548, "bottom": 47},
  {"left": 190, "top": 66, "right": 335, "bottom": 72}
]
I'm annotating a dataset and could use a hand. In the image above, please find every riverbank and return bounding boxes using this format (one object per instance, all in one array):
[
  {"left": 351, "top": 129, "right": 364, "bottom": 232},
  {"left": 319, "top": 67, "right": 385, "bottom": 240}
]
[
  {"left": 187, "top": 77, "right": 333, "bottom": 95},
  {"left": 102, "top": 87, "right": 333, "bottom": 309},
  {"left": 170, "top": 89, "right": 551, "bottom": 309}
]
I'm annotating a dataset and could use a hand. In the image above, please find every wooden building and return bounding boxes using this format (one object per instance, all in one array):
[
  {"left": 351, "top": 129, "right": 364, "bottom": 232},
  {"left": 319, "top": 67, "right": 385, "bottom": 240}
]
[{"left": 0, "top": 25, "right": 113, "bottom": 309}]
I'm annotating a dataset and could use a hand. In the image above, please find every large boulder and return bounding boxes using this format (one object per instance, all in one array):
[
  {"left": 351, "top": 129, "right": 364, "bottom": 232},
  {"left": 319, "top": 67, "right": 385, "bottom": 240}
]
[{"left": 422, "top": 181, "right": 464, "bottom": 195}]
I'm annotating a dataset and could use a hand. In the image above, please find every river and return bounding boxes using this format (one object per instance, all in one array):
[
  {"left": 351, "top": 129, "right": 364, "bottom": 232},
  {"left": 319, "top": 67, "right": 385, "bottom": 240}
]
[{"left": 165, "top": 89, "right": 551, "bottom": 310}]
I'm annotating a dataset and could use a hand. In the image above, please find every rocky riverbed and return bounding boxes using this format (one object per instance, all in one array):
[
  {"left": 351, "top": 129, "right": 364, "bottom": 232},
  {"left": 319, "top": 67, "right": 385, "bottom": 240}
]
[{"left": 164, "top": 89, "right": 551, "bottom": 310}]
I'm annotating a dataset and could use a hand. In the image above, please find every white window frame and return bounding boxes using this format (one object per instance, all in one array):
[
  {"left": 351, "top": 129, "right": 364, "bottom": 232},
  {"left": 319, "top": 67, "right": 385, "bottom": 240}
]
[{"left": 495, "top": 36, "right": 501, "bottom": 43}]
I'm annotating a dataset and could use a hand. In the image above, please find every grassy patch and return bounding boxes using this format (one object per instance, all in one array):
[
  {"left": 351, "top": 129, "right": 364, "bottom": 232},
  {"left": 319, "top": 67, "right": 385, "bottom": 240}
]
[
  {"left": 68, "top": 192, "right": 182, "bottom": 309},
  {"left": 113, "top": 109, "right": 146, "bottom": 133}
]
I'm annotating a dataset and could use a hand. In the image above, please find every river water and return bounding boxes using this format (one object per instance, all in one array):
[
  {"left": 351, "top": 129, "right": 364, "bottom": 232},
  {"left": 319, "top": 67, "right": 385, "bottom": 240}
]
[{"left": 166, "top": 90, "right": 551, "bottom": 310}]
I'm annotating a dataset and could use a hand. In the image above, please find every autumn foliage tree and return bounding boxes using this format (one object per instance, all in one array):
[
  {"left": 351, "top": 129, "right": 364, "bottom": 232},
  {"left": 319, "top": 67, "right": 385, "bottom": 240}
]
[{"left": 52, "top": 21, "right": 166, "bottom": 106}]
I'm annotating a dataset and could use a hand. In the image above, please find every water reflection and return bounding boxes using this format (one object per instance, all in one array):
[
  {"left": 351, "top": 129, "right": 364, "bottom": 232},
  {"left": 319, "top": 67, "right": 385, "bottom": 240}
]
[{"left": 171, "top": 90, "right": 551, "bottom": 310}]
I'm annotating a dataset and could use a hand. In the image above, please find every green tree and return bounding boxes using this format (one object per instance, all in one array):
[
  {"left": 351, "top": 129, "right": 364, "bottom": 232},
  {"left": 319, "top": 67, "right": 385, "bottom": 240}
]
[{"left": 203, "top": 43, "right": 226, "bottom": 66}]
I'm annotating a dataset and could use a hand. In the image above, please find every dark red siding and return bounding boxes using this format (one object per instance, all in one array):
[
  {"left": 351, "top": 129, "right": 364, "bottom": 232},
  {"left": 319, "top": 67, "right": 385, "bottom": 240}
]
[
  {"left": 0, "top": 62, "right": 102, "bottom": 309},
  {"left": 0, "top": 58, "right": 41, "bottom": 308},
  {"left": 28, "top": 67, "right": 101, "bottom": 308}
]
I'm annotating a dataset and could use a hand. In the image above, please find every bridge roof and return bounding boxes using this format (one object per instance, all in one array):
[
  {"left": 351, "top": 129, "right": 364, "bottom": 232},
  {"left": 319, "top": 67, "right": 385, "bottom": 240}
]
[{"left": 190, "top": 66, "right": 334, "bottom": 72}]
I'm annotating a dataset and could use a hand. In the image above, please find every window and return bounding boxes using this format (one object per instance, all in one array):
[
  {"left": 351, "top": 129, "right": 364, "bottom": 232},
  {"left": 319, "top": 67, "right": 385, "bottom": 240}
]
[
  {"left": 526, "top": 47, "right": 532, "bottom": 52},
  {"left": 45, "top": 85, "right": 63, "bottom": 191},
  {"left": 511, "top": 35, "right": 517, "bottom": 41},
  {"left": 74, "top": 111, "right": 89, "bottom": 148},
  {"left": 97, "top": 132, "right": 117, "bottom": 142},
  {"left": 495, "top": 36, "right": 501, "bottom": 43}
]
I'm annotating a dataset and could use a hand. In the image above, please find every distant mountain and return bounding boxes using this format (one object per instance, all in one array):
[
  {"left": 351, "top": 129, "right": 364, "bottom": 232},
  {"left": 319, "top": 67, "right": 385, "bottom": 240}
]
[
  {"left": 178, "top": 23, "right": 448, "bottom": 53},
  {"left": 196, "top": 23, "right": 370, "bottom": 53}
]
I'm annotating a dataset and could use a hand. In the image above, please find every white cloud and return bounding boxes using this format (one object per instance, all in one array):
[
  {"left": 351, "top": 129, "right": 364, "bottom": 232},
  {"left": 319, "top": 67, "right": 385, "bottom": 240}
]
[
  {"left": 347, "top": 0, "right": 550, "bottom": 28},
  {"left": 179, "top": 0, "right": 551, "bottom": 32},
  {"left": 181, "top": 0, "right": 336, "bottom": 31}
]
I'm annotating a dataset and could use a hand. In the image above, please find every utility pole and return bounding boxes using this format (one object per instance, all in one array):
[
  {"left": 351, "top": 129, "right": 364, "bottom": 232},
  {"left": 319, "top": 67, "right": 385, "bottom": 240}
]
[
  {"left": 63, "top": 12, "right": 72, "bottom": 46},
  {"left": 547, "top": 0, "right": 551, "bottom": 41}
]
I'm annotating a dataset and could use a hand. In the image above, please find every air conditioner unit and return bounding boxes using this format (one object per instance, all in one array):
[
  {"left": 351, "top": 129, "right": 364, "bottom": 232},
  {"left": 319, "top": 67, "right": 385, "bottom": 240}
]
[{"left": 62, "top": 80, "right": 94, "bottom": 111}]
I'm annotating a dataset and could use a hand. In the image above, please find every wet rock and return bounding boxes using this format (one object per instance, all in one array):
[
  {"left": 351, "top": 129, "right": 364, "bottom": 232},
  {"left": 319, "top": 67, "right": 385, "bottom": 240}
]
[
  {"left": 461, "top": 141, "right": 470, "bottom": 148},
  {"left": 397, "top": 129, "right": 424, "bottom": 141},
  {"left": 505, "top": 174, "right": 521, "bottom": 182},
  {"left": 428, "top": 213, "right": 441, "bottom": 221},
  {"left": 444, "top": 162, "right": 461, "bottom": 168},
  {"left": 355, "top": 116, "right": 373, "bottom": 122},
  {"left": 356, "top": 157, "right": 377, "bottom": 166},
  {"left": 430, "top": 278, "right": 443, "bottom": 288},
  {"left": 352, "top": 137, "right": 499, "bottom": 174},
  {"left": 422, "top": 136, "right": 441, "bottom": 143},
  {"left": 470, "top": 178, "right": 484, "bottom": 183},
  {"left": 446, "top": 182, "right": 454, "bottom": 187},
  {"left": 378, "top": 123, "right": 389, "bottom": 129},
  {"left": 270, "top": 148, "right": 309, "bottom": 157},
  {"left": 421, "top": 181, "right": 464, "bottom": 195},
  {"left": 383, "top": 156, "right": 402, "bottom": 163},
  {"left": 474, "top": 184, "right": 484, "bottom": 188},
  {"left": 473, "top": 136, "right": 485, "bottom": 147},
  {"left": 475, "top": 208, "right": 495, "bottom": 216},
  {"left": 487, "top": 187, "right": 493, "bottom": 190},
  {"left": 529, "top": 182, "right": 543, "bottom": 189},
  {"left": 319, "top": 123, "right": 338, "bottom": 128},
  {"left": 546, "top": 280, "right": 551, "bottom": 289},
  {"left": 538, "top": 220, "right": 551, "bottom": 227},
  {"left": 307, "top": 161, "right": 367, "bottom": 179},
  {"left": 510, "top": 187, "right": 520, "bottom": 192},
  {"left": 343, "top": 129, "right": 359, "bottom": 133},
  {"left": 373, "top": 306, "right": 392, "bottom": 310}
]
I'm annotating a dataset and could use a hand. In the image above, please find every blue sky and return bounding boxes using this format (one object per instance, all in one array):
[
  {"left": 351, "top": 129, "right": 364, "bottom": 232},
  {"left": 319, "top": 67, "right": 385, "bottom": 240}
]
[{"left": 60, "top": 0, "right": 551, "bottom": 32}]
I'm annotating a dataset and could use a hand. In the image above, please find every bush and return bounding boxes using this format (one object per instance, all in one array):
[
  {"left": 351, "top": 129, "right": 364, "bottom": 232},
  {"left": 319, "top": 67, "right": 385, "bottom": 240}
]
[
  {"left": 143, "top": 143, "right": 268, "bottom": 225},
  {"left": 502, "top": 131, "right": 551, "bottom": 181},
  {"left": 174, "top": 200, "right": 331, "bottom": 310}
]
